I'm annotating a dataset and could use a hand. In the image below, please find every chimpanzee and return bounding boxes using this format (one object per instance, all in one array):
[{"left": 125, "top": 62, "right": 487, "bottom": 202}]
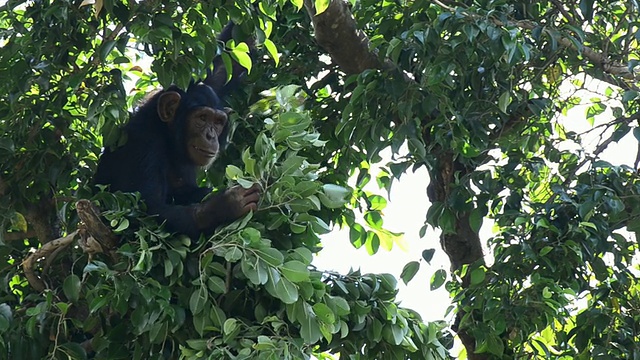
[{"left": 94, "top": 24, "right": 260, "bottom": 239}]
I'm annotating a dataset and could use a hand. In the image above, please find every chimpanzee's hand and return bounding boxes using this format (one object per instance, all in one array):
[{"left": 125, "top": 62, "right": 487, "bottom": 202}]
[
  {"left": 220, "top": 184, "right": 261, "bottom": 220},
  {"left": 195, "top": 184, "right": 261, "bottom": 231}
]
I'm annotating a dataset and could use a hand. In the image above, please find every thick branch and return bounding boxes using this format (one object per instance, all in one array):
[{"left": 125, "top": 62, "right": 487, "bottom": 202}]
[
  {"left": 76, "top": 199, "right": 119, "bottom": 251},
  {"left": 303, "top": 0, "right": 383, "bottom": 74},
  {"left": 22, "top": 230, "right": 78, "bottom": 292}
]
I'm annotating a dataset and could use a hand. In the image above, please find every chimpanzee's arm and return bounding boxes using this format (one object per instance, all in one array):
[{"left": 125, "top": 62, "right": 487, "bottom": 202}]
[
  {"left": 147, "top": 184, "right": 260, "bottom": 239},
  {"left": 204, "top": 22, "right": 254, "bottom": 95},
  {"left": 172, "top": 185, "right": 212, "bottom": 205}
]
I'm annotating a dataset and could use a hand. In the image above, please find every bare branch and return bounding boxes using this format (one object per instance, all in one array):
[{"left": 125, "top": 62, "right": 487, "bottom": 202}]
[{"left": 22, "top": 231, "right": 78, "bottom": 292}]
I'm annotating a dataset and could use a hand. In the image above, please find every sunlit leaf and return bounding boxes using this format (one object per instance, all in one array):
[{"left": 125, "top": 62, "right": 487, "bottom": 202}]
[{"left": 430, "top": 269, "right": 446, "bottom": 290}]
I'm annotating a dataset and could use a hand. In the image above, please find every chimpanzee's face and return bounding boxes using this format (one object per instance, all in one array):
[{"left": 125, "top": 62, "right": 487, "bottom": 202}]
[
  {"left": 184, "top": 106, "right": 228, "bottom": 167},
  {"left": 156, "top": 83, "right": 231, "bottom": 167}
]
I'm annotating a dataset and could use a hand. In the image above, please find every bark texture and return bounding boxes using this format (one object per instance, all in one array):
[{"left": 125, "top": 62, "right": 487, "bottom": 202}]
[{"left": 303, "top": 0, "right": 382, "bottom": 75}]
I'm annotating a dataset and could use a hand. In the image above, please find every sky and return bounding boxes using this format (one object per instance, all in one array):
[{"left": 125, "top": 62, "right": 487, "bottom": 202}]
[{"left": 313, "top": 164, "right": 454, "bottom": 323}]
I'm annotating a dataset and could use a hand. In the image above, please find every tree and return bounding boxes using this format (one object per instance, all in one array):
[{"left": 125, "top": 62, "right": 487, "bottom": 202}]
[{"left": 1, "top": 0, "right": 639, "bottom": 359}]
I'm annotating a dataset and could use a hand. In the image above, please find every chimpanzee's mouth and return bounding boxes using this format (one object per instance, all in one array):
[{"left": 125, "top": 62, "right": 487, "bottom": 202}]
[{"left": 193, "top": 146, "right": 216, "bottom": 157}]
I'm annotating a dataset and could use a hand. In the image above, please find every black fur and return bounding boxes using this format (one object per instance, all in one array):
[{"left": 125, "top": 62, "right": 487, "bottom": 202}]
[{"left": 94, "top": 23, "right": 258, "bottom": 239}]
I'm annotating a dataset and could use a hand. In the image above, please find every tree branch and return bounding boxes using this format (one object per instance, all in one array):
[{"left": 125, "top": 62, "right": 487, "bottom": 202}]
[
  {"left": 303, "top": 0, "right": 383, "bottom": 75},
  {"left": 499, "top": 19, "right": 636, "bottom": 86},
  {"left": 548, "top": 0, "right": 579, "bottom": 26},
  {"left": 76, "top": 199, "right": 120, "bottom": 253},
  {"left": 22, "top": 231, "right": 78, "bottom": 292}
]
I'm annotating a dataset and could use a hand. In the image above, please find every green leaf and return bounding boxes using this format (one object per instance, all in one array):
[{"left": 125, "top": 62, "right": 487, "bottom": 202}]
[
  {"left": 0, "top": 304, "right": 11, "bottom": 332},
  {"left": 314, "top": 0, "right": 330, "bottom": 14},
  {"left": 258, "top": 2, "right": 277, "bottom": 19},
  {"left": 149, "top": 321, "right": 167, "bottom": 344},
  {"left": 0, "top": 138, "right": 15, "bottom": 152},
  {"left": 221, "top": 52, "right": 234, "bottom": 84},
  {"left": 632, "top": 126, "right": 640, "bottom": 143},
  {"left": 422, "top": 248, "right": 436, "bottom": 263},
  {"left": 329, "top": 295, "right": 350, "bottom": 316},
  {"left": 470, "top": 267, "right": 486, "bottom": 285},
  {"left": 539, "top": 246, "right": 553, "bottom": 256},
  {"left": 579, "top": 0, "right": 594, "bottom": 21},
  {"left": 281, "top": 260, "right": 310, "bottom": 283},
  {"left": 230, "top": 45, "right": 252, "bottom": 74},
  {"left": 379, "top": 273, "right": 398, "bottom": 291},
  {"left": 224, "top": 247, "right": 243, "bottom": 262},
  {"left": 255, "top": 247, "right": 284, "bottom": 266},
  {"left": 299, "top": 303, "right": 322, "bottom": 343},
  {"left": 312, "top": 302, "right": 336, "bottom": 324},
  {"left": 58, "top": 343, "right": 87, "bottom": 360},
  {"left": 114, "top": 218, "right": 129, "bottom": 232},
  {"left": 386, "top": 38, "right": 403, "bottom": 64},
  {"left": 210, "top": 305, "right": 227, "bottom": 328},
  {"left": 623, "top": 90, "right": 639, "bottom": 103},
  {"left": 439, "top": 208, "right": 456, "bottom": 234},
  {"left": 430, "top": 269, "right": 446, "bottom": 290},
  {"left": 365, "top": 231, "right": 380, "bottom": 255},
  {"left": 290, "top": 0, "right": 304, "bottom": 10},
  {"left": 274, "top": 277, "right": 299, "bottom": 304},
  {"left": 349, "top": 223, "right": 366, "bottom": 248},
  {"left": 63, "top": 274, "right": 81, "bottom": 303},
  {"left": 292, "top": 247, "right": 313, "bottom": 264},
  {"left": 280, "top": 155, "right": 304, "bottom": 176},
  {"left": 264, "top": 38, "right": 279, "bottom": 66},
  {"left": 294, "top": 181, "right": 320, "bottom": 197},
  {"left": 468, "top": 208, "right": 483, "bottom": 233},
  {"left": 186, "top": 339, "right": 209, "bottom": 351},
  {"left": 364, "top": 211, "right": 383, "bottom": 229},
  {"left": 241, "top": 257, "right": 269, "bottom": 285},
  {"left": 189, "top": 288, "right": 208, "bottom": 315},
  {"left": 240, "top": 227, "right": 262, "bottom": 244},
  {"left": 254, "top": 335, "right": 276, "bottom": 350},
  {"left": 207, "top": 276, "right": 226, "bottom": 294},
  {"left": 498, "top": 91, "right": 511, "bottom": 113},
  {"left": 368, "top": 195, "right": 387, "bottom": 211},
  {"left": 99, "top": 39, "right": 116, "bottom": 61},
  {"left": 225, "top": 165, "right": 244, "bottom": 180},
  {"left": 223, "top": 318, "right": 238, "bottom": 335},
  {"left": 320, "top": 184, "right": 351, "bottom": 208},
  {"left": 400, "top": 261, "right": 420, "bottom": 285}
]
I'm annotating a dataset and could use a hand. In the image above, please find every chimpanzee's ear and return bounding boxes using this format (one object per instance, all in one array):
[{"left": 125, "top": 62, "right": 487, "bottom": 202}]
[
  {"left": 223, "top": 107, "right": 233, "bottom": 116},
  {"left": 157, "top": 91, "right": 182, "bottom": 123}
]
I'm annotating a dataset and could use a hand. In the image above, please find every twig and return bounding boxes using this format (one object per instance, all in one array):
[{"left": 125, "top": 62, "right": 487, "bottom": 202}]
[{"left": 549, "top": 0, "right": 578, "bottom": 26}]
